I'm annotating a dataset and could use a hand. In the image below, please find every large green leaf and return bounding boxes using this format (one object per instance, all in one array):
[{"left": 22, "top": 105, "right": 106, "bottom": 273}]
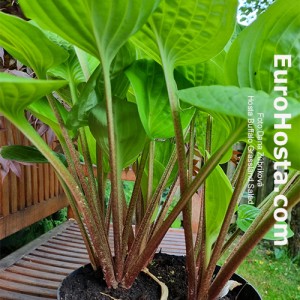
[
  {"left": 0, "top": 73, "right": 67, "bottom": 120},
  {"left": 132, "top": 0, "right": 237, "bottom": 67},
  {"left": 205, "top": 161, "right": 233, "bottom": 254},
  {"left": 88, "top": 98, "right": 147, "bottom": 169},
  {"left": 126, "top": 59, "right": 195, "bottom": 139},
  {"left": 20, "top": 0, "right": 160, "bottom": 66},
  {"left": 178, "top": 86, "right": 300, "bottom": 138},
  {"left": 19, "top": 0, "right": 97, "bottom": 58},
  {"left": 237, "top": 204, "right": 294, "bottom": 240},
  {"left": 225, "top": 0, "right": 300, "bottom": 99},
  {"left": 178, "top": 85, "right": 300, "bottom": 169},
  {"left": 90, "top": 0, "right": 160, "bottom": 65},
  {"left": 0, "top": 12, "right": 68, "bottom": 78}
]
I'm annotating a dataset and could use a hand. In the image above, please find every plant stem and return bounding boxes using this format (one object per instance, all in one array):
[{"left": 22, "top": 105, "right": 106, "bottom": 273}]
[
  {"left": 59, "top": 178, "right": 99, "bottom": 268},
  {"left": 209, "top": 176, "right": 300, "bottom": 299},
  {"left": 146, "top": 140, "right": 155, "bottom": 210},
  {"left": 162, "top": 59, "right": 196, "bottom": 300},
  {"left": 102, "top": 62, "right": 124, "bottom": 281},
  {"left": 79, "top": 127, "right": 102, "bottom": 218},
  {"left": 152, "top": 177, "right": 179, "bottom": 235},
  {"left": 96, "top": 145, "right": 106, "bottom": 215},
  {"left": 122, "top": 144, "right": 150, "bottom": 260},
  {"left": 199, "top": 147, "right": 249, "bottom": 299},
  {"left": 195, "top": 115, "right": 212, "bottom": 297},
  {"left": 13, "top": 116, "right": 117, "bottom": 287},
  {"left": 123, "top": 125, "right": 244, "bottom": 288},
  {"left": 123, "top": 144, "right": 177, "bottom": 282}
]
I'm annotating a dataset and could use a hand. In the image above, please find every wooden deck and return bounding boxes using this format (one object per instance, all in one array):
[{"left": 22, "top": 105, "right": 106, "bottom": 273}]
[{"left": 0, "top": 220, "right": 186, "bottom": 299}]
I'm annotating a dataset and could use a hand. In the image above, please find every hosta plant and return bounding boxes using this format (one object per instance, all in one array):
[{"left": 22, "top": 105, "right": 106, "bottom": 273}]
[{"left": 0, "top": 0, "right": 300, "bottom": 299}]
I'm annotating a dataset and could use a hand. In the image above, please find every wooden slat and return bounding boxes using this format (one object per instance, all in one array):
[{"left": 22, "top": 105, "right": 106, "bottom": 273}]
[
  {"left": 15, "top": 261, "right": 73, "bottom": 276},
  {"left": 44, "top": 163, "right": 50, "bottom": 200},
  {"left": 17, "top": 164, "right": 26, "bottom": 210},
  {"left": 0, "top": 271, "right": 58, "bottom": 289},
  {"left": 0, "top": 289, "right": 53, "bottom": 300},
  {"left": 36, "top": 246, "right": 89, "bottom": 260},
  {"left": 23, "top": 254, "right": 84, "bottom": 270},
  {"left": 1, "top": 176, "right": 10, "bottom": 217},
  {"left": 31, "top": 249, "right": 89, "bottom": 264},
  {"left": 32, "top": 164, "right": 39, "bottom": 205},
  {"left": 25, "top": 163, "right": 33, "bottom": 207},
  {"left": 56, "top": 231, "right": 86, "bottom": 242},
  {"left": 10, "top": 173, "right": 18, "bottom": 213},
  {"left": 45, "top": 242, "right": 89, "bottom": 255},
  {"left": 0, "top": 278, "right": 57, "bottom": 298},
  {"left": 6, "top": 266, "right": 66, "bottom": 282},
  {"left": 38, "top": 165, "right": 45, "bottom": 202},
  {"left": 49, "top": 236, "right": 85, "bottom": 249}
]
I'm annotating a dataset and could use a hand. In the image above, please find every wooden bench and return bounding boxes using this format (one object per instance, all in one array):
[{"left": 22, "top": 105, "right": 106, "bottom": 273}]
[{"left": 0, "top": 220, "right": 186, "bottom": 299}]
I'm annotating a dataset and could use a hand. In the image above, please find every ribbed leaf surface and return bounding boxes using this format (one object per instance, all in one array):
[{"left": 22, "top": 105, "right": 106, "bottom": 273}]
[
  {"left": 0, "top": 12, "right": 68, "bottom": 78},
  {"left": 0, "top": 73, "right": 67, "bottom": 119},
  {"left": 225, "top": 0, "right": 300, "bottom": 98},
  {"left": 20, "top": 0, "right": 160, "bottom": 65},
  {"left": 132, "top": 0, "right": 237, "bottom": 67}
]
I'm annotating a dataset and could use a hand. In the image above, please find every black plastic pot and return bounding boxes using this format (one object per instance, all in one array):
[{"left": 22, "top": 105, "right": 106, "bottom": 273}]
[{"left": 57, "top": 259, "right": 261, "bottom": 300}]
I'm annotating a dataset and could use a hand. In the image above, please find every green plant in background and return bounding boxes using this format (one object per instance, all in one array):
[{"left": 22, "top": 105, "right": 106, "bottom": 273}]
[{"left": 0, "top": 0, "right": 300, "bottom": 299}]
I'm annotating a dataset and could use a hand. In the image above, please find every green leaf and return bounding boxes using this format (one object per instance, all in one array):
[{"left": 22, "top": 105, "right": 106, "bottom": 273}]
[
  {"left": 175, "top": 54, "right": 226, "bottom": 87},
  {"left": 88, "top": 98, "right": 147, "bottom": 169},
  {"left": 205, "top": 161, "right": 233, "bottom": 253},
  {"left": 27, "top": 98, "right": 66, "bottom": 139},
  {"left": 132, "top": 0, "right": 237, "bottom": 67},
  {"left": 49, "top": 47, "right": 99, "bottom": 85},
  {"left": 141, "top": 140, "right": 178, "bottom": 198},
  {"left": 179, "top": 85, "right": 300, "bottom": 170},
  {"left": 0, "top": 73, "right": 67, "bottom": 120},
  {"left": 225, "top": 0, "right": 300, "bottom": 99},
  {"left": 178, "top": 85, "right": 300, "bottom": 137},
  {"left": 263, "top": 115, "right": 300, "bottom": 171},
  {"left": 90, "top": 0, "right": 161, "bottom": 65},
  {"left": 19, "top": 0, "right": 97, "bottom": 59},
  {"left": 20, "top": 0, "right": 160, "bottom": 66},
  {"left": 0, "top": 12, "right": 68, "bottom": 78},
  {"left": 237, "top": 204, "right": 294, "bottom": 240},
  {"left": 1, "top": 145, "right": 68, "bottom": 167},
  {"left": 66, "top": 66, "right": 102, "bottom": 129},
  {"left": 66, "top": 42, "right": 135, "bottom": 129},
  {"left": 126, "top": 59, "right": 195, "bottom": 139}
]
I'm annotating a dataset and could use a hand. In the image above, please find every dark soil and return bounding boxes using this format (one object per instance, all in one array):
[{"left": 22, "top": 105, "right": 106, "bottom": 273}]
[
  {"left": 148, "top": 253, "right": 187, "bottom": 300},
  {"left": 149, "top": 253, "right": 260, "bottom": 300},
  {"left": 59, "top": 253, "right": 260, "bottom": 299},
  {"left": 59, "top": 264, "right": 160, "bottom": 300}
]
